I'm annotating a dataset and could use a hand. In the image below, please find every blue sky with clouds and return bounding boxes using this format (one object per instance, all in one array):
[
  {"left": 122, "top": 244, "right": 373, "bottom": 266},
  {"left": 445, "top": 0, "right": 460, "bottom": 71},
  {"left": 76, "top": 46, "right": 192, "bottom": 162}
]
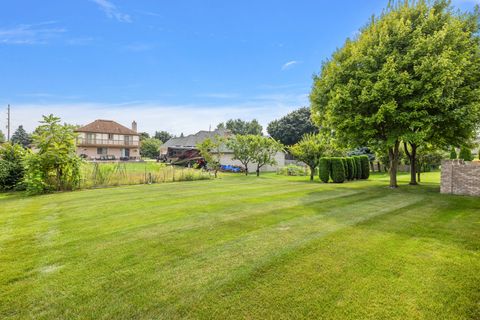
[{"left": 0, "top": 0, "right": 478, "bottom": 135}]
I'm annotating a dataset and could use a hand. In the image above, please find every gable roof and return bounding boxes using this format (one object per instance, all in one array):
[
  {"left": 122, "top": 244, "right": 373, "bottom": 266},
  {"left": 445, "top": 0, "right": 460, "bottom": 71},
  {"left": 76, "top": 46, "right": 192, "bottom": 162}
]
[
  {"left": 162, "top": 128, "right": 232, "bottom": 151},
  {"left": 76, "top": 120, "right": 139, "bottom": 135}
]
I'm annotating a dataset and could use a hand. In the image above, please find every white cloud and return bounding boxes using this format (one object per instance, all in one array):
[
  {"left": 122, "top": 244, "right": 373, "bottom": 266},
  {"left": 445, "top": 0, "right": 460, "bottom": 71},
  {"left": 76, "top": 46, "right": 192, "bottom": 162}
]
[
  {"left": 91, "top": 0, "right": 132, "bottom": 23},
  {"left": 4, "top": 94, "right": 308, "bottom": 136},
  {"left": 0, "top": 22, "right": 66, "bottom": 45},
  {"left": 281, "top": 60, "right": 300, "bottom": 71}
]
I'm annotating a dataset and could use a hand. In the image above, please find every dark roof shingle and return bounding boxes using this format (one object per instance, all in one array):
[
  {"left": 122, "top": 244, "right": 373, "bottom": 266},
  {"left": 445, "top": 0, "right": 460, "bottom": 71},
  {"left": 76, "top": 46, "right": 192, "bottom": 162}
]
[{"left": 76, "top": 120, "right": 139, "bottom": 135}]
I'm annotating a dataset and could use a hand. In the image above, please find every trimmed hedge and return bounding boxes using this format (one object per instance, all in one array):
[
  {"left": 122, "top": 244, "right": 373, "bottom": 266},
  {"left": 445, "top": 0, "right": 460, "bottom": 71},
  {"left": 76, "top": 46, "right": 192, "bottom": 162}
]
[
  {"left": 330, "top": 157, "right": 346, "bottom": 183},
  {"left": 319, "top": 157, "right": 330, "bottom": 183},
  {"left": 346, "top": 157, "right": 355, "bottom": 180},
  {"left": 353, "top": 156, "right": 362, "bottom": 180},
  {"left": 359, "top": 155, "right": 370, "bottom": 179}
]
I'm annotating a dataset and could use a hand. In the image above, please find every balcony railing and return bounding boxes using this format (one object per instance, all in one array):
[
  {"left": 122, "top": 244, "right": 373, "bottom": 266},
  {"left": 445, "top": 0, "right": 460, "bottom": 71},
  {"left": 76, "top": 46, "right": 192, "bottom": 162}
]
[{"left": 77, "top": 137, "right": 139, "bottom": 147}]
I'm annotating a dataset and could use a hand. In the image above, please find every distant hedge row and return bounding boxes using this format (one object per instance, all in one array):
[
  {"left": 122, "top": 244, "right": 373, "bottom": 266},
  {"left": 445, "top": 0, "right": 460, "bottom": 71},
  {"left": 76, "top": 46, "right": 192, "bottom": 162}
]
[{"left": 319, "top": 155, "right": 370, "bottom": 183}]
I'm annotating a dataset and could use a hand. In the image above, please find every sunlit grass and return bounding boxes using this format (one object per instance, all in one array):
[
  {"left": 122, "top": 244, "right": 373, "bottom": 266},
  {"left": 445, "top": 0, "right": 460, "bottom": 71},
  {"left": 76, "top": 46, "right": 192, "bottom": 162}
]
[{"left": 1, "top": 171, "right": 479, "bottom": 319}]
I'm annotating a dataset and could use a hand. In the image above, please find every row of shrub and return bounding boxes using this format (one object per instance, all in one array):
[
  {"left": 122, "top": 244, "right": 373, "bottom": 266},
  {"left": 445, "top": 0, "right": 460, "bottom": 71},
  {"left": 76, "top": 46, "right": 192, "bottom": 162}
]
[{"left": 319, "top": 155, "right": 370, "bottom": 183}]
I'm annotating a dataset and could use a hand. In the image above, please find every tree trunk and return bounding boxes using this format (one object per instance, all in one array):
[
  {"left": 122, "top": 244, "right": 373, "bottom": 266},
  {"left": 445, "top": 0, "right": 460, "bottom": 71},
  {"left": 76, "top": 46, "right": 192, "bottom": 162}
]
[
  {"left": 244, "top": 164, "right": 249, "bottom": 176},
  {"left": 256, "top": 165, "right": 260, "bottom": 177},
  {"left": 309, "top": 165, "right": 314, "bottom": 181},
  {"left": 388, "top": 141, "right": 400, "bottom": 188},
  {"left": 407, "top": 142, "right": 418, "bottom": 185}
]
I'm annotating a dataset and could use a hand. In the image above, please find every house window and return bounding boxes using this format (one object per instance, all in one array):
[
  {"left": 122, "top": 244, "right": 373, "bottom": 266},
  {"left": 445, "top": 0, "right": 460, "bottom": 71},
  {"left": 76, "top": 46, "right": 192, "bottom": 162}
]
[
  {"left": 97, "top": 147, "right": 108, "bottom": 155},
  {"left": 108, "top": 134, "right": 114, "bottom": 140}
]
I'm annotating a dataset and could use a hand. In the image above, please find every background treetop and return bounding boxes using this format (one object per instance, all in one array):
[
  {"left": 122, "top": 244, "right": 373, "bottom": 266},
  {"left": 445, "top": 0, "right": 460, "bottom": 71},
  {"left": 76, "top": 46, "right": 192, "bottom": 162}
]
[{"left": 267, "top": 107, "right": 318, "bottom": 146}]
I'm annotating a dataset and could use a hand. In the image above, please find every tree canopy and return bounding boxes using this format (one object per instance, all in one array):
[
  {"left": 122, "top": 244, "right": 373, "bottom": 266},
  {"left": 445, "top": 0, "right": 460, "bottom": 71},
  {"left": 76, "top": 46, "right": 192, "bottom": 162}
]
[
  {"left": 289, "top": 133, "right": 327, "bottom": 181},
  {"left": 217, "top": 119, "right": 263, "bottom": 136},
  {"left": 24, "top": 115, "right": 83, "bottom": 194},
  {"left": 0, "top": 130, "right": 5, "bottom": 144},
  {"left": 267, "top": 107, "right": 318, "bottom": 146},
  {"left": 311, "top": 0, "right": 480, "bottom": 188},
  {"left": 140, "top": 138, "right": 161, "bottom": 159},
  {"left": 154, "top": 131, "right": 173, "bottom": 143},
  {"left": 11, "top": 125, "right": 32, "bottom": 148},
  {"left": 197, "top": 135, "right": 225, "bottom": 178}
]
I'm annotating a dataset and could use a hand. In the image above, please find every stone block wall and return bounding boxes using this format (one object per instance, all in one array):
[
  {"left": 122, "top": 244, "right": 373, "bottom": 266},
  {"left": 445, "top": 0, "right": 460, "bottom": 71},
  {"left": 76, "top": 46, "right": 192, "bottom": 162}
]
[{"left": 440, "top": 160, "right": 480, "bottom": 196}]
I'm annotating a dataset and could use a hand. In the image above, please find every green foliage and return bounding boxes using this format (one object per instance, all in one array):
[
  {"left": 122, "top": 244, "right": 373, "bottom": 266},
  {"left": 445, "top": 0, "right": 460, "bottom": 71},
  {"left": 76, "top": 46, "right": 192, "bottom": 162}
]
[
  {"left": 0, "top": 143, "right": 26, "bottom": 190},
  {"left": 154, "top": 130, "right": 173, "bottom": 142},
  {"left": 250, "top": 136, "right": 283, "bottom": 176},
  {"left": 0, "top": 130, "right": 5, "bottom": 144},
  {"left": 458, "top": 146, "right": 473, "bottom": 161},
  {"left": 449, "top": 147, "right": 457, "bottom": 159},
  {"left": 346, "top": 157, "right": 355, "bottom": 180},
  {"left": 10, "top": 125, "right": 32, "bottom": 148},
  {"left": 277, "top": 164, "right": 308, "bottom": 176},
  {"left": 226, "top": 135, "right": 257, "bottom": 174},
  {"left": 267, "top": 107, "right": 319, "bottom": 146},
  {"left": 218, "top": 119, "right": 263, "bottom": 136},
  {"left": 359, "top": 155, "right": 370, "bottom": 179},
  {"left": 311, "top": 1, "right": 480, "bottom": 187},
  {"left": 23, "top": 114, "right": 83, "bottom": 194},
  {"left": 319, "top": 157, "right": 330, "bottom": 183},
  {"left": 198, "top": 135, "right": 225, "bottom": 178},
  {"left": 289, "top": 133, "right": 327, "bottom": 181},
  {"left": 347, "top": 147, "right": 375, "bottom": 161},
  {"left": 140, "top": 138, "right": 162, "bottom": 159},
  {"left": 330, "top": 157, "right": 346, "bottom": 183},
  {"left": 353, "top": 156, "right": 362, "bottom": 180},
  {"left": 139, "top": 132, "right": 150, "bottom": 141}
]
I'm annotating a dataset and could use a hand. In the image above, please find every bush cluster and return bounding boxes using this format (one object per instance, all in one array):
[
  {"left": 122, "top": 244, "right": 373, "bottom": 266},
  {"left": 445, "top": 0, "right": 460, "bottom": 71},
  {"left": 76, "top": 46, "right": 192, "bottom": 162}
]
[
  {"left": 319, "top": 156, "right": 370, "bottom": 183},
  {"left": 277, "top": 164, "right": 308, "bottom": 176}
]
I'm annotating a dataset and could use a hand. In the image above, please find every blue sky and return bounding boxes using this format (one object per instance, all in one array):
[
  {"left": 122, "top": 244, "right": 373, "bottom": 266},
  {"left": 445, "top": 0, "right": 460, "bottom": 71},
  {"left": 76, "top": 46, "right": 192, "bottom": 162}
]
[{"left": 0, "top": 0, "right": 478, "bottom": 135}]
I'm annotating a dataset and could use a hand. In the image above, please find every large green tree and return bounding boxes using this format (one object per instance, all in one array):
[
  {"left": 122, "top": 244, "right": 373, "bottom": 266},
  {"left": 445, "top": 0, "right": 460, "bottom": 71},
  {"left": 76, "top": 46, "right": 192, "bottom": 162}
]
[
  {"left": 0, "top": 142, "right": 26, "bottom": 190},
  {"left": 217, "top": 119, "right": 263, "bottom": 136},
  {"left": 311, "top": 0, "right": 480, "bottom": 188},
  {"left": 267, "top": 107, "right": 318, "bottom": 146},
  {"left": 11, "top": 125, "right": 32, "bottom": 148}
]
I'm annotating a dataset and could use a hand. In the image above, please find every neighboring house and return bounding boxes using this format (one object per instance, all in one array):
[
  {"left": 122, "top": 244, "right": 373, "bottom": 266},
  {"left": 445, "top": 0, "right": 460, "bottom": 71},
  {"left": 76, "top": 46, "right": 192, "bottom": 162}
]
[
  {"left": 161, "top": 128, "right": 286, "bottom": 172},
  {"left": 75, "top": 120, "right": 141, "bottom": 160}
]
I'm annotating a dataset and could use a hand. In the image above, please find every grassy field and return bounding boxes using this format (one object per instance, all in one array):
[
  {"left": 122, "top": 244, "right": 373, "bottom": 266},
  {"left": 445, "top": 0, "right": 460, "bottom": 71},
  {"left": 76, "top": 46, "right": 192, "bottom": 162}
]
[{"left": 1, "top": 172, "right": 479, "bottom": 319}]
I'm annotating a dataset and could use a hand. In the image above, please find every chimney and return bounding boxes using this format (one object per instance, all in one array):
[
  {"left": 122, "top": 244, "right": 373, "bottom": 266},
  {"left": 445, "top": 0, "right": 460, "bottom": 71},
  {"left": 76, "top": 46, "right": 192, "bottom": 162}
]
[{"left": 132, "top": 121, "right": 137, "bottom": 132}]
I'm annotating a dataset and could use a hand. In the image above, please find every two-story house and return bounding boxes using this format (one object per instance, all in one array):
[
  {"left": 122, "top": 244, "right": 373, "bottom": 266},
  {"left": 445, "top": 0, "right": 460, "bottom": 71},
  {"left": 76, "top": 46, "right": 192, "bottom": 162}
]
[{"left": 75, "top": 120, "right": 141, "bottom": 160}]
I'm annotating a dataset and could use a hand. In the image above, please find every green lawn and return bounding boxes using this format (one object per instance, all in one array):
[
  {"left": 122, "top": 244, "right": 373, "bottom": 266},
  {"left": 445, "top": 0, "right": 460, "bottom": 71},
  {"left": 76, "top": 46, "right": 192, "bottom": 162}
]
[{"left": 1, "top": 172, "right": 479, "bottom": 319}]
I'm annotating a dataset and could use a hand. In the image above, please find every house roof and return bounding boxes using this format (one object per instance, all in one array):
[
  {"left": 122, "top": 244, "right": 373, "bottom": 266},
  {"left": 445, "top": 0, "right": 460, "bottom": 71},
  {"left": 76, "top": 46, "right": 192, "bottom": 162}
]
[
  {"left": 76, "top": 120, "right": 139, "bottom": 135},
  {"left": 161, "top": 128, "right": 233, "bottom": 152}
]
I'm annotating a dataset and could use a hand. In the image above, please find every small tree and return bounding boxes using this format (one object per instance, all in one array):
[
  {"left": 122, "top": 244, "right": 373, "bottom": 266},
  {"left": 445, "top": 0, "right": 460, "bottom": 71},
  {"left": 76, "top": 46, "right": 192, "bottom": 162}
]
[
  {"left": 359, "top": 155, "right": 370, "bottom": 179},
  {"left": 459, "top": 147, "right": 473, "bottom": 161},
  {"left": 140, "top": 138, "right": 161, "bottom": 159},
  {"left": 0, "top": 130, "right": 5, "bottom": 144},
  {"left": 198, "top": 136, "right": 225, "bottom": 178},
  {"left": 250, "top": 136, "right": 283, "bottom": 176},
  {"left": 227, "top": 135, "right": 257, "bottom": 175},
  {"left": 449, "top": 147, "right": 457, "bottom": 160},
  {"left": 289, "top": 133, "right": 326, "bottom": 181},
  {"left": 10, "top": 125, "right": 32, "bottom": 148},
  {"left": 353, "top": 156, "right": 362, "bottom": 180},
  {"left": 330, "top": 158, "right": 346, "bottom": 183},
  {"left": 319, "top": 157, "right": 330, "bottom": 183},
  {"left": 24, "top": 115, "right": 83, "bottom": 194},
  {"left": 0, "top": 143, "right": 26, "bottom": 190},
  {"left": 346, "top": 157, "right": 355, "bottom": 180}
]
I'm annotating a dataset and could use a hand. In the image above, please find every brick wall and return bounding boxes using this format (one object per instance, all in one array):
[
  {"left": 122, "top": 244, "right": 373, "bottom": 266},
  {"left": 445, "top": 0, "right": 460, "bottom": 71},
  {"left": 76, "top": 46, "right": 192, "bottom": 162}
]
[{"left": 440, "top": 160, "right": 480, "bottom": 196}]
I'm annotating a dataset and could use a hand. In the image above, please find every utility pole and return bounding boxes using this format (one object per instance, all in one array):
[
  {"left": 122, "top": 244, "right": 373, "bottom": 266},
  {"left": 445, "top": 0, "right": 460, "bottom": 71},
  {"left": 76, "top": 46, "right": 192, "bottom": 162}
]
[{"left": 6, "top": 104, "right": 10, "bottom": 141}]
